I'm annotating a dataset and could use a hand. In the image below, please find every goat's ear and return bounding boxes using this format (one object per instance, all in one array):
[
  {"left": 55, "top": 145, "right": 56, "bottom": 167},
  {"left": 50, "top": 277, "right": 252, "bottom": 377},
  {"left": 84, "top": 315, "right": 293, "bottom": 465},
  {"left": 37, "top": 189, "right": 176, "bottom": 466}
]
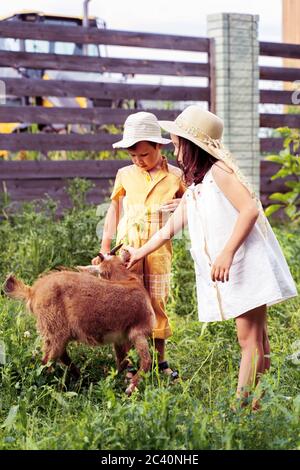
[
  {"left": 98, "top": 264, "right": 112, "bottom": 280},
  {"left": 99, "top": 269, "right": 111, "bottom": 280},
  {"left": 76, "top": 265, "right": 100, "bottom": 276}
]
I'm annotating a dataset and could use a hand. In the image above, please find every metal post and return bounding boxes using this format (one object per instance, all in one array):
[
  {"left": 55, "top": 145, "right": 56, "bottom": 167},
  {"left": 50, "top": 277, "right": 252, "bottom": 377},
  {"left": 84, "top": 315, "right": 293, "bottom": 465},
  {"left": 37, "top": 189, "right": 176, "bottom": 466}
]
[{"left": 83, "top": 0, "right": 91, "bottom": 55}]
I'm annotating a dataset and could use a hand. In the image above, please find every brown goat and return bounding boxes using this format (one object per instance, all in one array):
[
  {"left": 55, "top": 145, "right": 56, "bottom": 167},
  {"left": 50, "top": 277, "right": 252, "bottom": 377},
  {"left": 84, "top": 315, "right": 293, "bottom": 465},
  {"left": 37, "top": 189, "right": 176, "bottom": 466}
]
[{"left": 3, "top": 249, "right": 155, "bottom": 395}]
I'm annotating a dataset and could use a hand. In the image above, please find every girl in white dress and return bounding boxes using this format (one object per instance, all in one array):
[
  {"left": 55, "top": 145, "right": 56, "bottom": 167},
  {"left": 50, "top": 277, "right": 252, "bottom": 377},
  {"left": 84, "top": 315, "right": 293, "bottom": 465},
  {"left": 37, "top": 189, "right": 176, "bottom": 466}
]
[{"left": 125, "top": 105, "right": 297, "bottom": 410}]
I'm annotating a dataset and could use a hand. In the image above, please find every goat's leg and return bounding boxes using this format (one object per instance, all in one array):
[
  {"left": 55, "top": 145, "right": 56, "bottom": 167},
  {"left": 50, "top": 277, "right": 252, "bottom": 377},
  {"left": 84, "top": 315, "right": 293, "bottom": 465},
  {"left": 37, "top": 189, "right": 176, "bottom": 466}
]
[
  {"left": 125, "top": 333, "right": 151, "bottom": 396},
  {"left": 41, "top": 339, "right": 56, "bottom": 374},
  {"left": 60, "top": 350, "right": 80, "bottom": 379},
  {"left": 41, "top": 338, "right": 80, "bottom": 379},
  {"left": 114, "top": 343, "right": 131, "bottom": 373}
]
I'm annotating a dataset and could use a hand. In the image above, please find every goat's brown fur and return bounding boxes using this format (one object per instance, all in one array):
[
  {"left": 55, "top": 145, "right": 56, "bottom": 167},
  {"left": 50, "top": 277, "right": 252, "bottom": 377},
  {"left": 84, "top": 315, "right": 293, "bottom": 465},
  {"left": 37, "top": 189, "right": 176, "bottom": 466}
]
[{"left": 3, "top": 253, "right": 155, "bottom": 395}]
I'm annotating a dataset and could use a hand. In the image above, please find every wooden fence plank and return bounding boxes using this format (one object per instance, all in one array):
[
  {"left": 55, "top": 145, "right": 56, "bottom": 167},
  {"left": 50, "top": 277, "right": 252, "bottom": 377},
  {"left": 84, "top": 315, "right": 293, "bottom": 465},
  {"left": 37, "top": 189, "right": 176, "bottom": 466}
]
[
  {"left": 4, "top": 180, "right": 110, "bottom": 195},
  {"left": 0, "top": 51, "right": 209, "bottom": 77},
  {"left": 5, "top": 159, "right": 278, "bottom": 180},
  {"left": 0, "top": 22, "right": 210, "bottom": 52},
  {"left": 260, "top": 113, "right": 300, "bottom": 128},
  {"left": 208, "top": 38, "right": 216, "bottom": 114},
  {"left": 1, "top": 182, "right": 110, "bottom": 208},
  {"left": 0, "top": 160, "right": 131, "bottom": 179},
  {"left": 0, "top": 78, "right": 210, "bottom": 101},
  {"left": 0, "top": 133, "right": 119, "bottom": 151},
  {"left": 3, "top": 178, "right": 109, "bottom": 197},
  {"left": 0, "top": 107, "right": 190, "bottom": 125},
  {"left": 260, "top": 179, "right": 291, "bottom": 194},
  {"left": 260, "top": 66, "right": 300, "bottom": 82},
  {"left": 260, "top": 160, "right": 279, "bottom": 176},
  {"left": 0, "top": 133, "right": 176, "bottom": 152},
  {"left": 260, "top": 138, "right": 284, "bottom": 153},
  {"left": 260, "top": 90, "right": 299, "bottom": 105},
  {"left": 0, "top": 161, "right": 290, "bottom": 210},
  {"left": 260, "top": 41, "right": 300, "bottom": 59}
]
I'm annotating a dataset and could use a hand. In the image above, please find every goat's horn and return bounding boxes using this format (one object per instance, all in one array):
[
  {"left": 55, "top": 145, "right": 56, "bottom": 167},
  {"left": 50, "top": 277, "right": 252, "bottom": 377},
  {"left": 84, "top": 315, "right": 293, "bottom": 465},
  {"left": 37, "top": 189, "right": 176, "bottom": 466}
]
[{"left": 109, "top": 243, "right": 123, "bottom": 256}]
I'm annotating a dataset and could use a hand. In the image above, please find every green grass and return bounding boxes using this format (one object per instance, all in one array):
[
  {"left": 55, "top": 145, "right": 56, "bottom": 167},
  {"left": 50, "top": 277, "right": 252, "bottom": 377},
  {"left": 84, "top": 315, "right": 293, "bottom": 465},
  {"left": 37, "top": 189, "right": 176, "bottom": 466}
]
[{"left": 0, "top": 185, "right": 300, "bottom": 450}]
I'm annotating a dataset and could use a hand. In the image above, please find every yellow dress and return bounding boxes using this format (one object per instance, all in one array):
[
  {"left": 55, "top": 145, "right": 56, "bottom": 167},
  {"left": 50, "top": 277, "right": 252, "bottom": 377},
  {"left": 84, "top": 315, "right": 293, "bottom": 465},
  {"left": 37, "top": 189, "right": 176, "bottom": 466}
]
[{"left": 110, "top": 157, "right": 186, "bottom": 339}]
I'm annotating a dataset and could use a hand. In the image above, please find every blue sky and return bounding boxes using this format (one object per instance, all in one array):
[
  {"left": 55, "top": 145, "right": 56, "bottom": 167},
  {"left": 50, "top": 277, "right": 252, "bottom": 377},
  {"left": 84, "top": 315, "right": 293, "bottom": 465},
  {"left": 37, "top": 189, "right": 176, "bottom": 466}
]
[{"left": 0, "top": 0, "right": 283, "bottom": 41}]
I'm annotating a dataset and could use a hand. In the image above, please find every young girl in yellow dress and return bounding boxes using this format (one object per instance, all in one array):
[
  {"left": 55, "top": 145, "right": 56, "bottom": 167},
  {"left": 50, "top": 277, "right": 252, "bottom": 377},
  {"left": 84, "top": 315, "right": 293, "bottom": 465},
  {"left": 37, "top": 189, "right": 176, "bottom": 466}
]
[{"left": 92, "top": 111, "right": 186, "bottom": 379}]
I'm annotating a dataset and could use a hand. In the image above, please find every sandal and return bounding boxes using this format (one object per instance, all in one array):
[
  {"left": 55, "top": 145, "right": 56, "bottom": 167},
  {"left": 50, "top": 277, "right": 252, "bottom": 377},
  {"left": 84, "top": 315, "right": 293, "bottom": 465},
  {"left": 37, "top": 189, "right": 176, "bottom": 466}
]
[{"left": 158, "top": 361, "right": 179, "bottom": 382}]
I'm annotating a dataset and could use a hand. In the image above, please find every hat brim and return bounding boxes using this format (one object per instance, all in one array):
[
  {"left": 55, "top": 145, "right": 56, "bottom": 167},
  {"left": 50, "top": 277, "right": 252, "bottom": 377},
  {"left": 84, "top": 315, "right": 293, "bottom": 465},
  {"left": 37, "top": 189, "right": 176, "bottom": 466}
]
[
  {"left": 112, "top": 136, "right": 171, "bottom": 149},
  {"left": 158, "top": 120, "right": 220, "bottom": 160}
]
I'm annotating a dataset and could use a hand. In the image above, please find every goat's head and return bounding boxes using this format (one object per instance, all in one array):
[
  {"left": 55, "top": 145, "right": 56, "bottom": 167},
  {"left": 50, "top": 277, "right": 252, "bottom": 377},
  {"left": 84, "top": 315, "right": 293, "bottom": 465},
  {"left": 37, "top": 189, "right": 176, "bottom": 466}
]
[{"left": 77, "top": 244, "right": 131, "bottom": 280}]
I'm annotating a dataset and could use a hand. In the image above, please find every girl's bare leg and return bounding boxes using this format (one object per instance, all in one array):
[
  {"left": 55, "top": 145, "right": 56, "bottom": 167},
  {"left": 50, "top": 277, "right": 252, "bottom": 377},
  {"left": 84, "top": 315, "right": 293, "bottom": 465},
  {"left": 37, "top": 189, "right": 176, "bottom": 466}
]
[
  {"left": 235, "top": 304, "right": 267, "bottom": 408},
  {"left": 250, "top": 316, "right": 271, "bottom": 411}
]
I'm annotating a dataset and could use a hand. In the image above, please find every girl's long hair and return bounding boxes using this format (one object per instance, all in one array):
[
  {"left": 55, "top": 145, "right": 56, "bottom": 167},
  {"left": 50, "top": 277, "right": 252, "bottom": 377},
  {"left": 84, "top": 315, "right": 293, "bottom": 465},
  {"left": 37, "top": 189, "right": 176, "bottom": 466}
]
[{"left": 177, "top": 137, "right": 218, "bottom": 186}]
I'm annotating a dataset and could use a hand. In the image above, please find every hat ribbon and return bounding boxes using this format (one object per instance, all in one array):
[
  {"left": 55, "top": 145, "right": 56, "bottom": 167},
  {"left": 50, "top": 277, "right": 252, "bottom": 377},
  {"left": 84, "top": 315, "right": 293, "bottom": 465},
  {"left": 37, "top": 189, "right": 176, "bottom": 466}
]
[{"left": 175, "top": 116, "right": 222, "bottom": 149}]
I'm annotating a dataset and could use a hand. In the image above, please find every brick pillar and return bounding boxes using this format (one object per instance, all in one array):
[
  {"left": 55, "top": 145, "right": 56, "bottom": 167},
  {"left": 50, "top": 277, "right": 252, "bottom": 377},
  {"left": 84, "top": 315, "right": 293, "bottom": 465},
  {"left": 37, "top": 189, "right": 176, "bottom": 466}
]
[{"left": 207, "top": 13, "right": 260, "bottom": 194}]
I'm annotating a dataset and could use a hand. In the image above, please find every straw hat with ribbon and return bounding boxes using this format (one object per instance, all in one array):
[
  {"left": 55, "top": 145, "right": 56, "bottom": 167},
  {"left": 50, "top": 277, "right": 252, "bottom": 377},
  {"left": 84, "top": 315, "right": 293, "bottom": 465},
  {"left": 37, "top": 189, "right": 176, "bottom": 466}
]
[{"left": 159, "top": 105, "right": 267, "bottom": 236}]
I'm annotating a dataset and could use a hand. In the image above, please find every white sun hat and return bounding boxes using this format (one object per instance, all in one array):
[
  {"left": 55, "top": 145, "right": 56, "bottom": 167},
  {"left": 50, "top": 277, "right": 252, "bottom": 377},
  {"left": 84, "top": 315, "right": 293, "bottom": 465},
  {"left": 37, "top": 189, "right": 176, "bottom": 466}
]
[{"left": 112, "top": 111, "right": 171, "bottom": 149}]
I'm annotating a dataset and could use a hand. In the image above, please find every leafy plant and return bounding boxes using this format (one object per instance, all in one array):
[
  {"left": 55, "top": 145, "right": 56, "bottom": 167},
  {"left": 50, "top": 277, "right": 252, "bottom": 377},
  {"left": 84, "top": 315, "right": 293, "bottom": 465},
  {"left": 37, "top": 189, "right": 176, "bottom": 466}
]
[
  {"left": 265, "top": 127, "right": 300, "bottom": 222},
  {"left": 65, "top": 177, "right": 95, "bottom": 211}
]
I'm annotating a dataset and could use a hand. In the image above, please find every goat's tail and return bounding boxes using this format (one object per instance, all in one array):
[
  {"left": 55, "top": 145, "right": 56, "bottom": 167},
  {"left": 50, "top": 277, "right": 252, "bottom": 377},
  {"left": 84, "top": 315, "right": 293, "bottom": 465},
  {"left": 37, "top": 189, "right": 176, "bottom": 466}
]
[{"left": 3, "top": 274, "right": 32, "bottom": 303}]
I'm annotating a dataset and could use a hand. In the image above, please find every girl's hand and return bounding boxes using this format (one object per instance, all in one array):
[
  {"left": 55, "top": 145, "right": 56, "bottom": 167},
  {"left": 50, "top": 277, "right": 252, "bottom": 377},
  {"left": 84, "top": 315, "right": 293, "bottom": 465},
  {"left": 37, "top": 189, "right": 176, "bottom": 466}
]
[
  {"left": 124, "top": 246, "right": 143, "bottom": 269},
  {"left": 211, "top": 250, "right": 234, "bottom": 282},
  {"left": 159, "top": 198, "right": 181, "bottom": 213}
]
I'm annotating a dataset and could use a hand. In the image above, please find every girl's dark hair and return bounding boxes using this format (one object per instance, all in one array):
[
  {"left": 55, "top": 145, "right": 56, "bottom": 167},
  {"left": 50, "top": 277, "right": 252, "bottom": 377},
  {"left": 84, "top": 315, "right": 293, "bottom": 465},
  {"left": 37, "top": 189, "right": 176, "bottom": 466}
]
[{"left": 177, "top": 137, "right": 218, "bottom": 186}]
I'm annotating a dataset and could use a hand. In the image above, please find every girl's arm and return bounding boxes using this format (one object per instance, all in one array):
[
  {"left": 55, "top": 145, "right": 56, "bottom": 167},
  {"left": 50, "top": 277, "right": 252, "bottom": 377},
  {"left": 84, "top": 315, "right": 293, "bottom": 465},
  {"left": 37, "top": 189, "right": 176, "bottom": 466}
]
[
  {"left": 211, "top": 163, "right": 259, "bottom": 282},
  {"left": 126, "top": 194, "right": 188, "bottom": 269}
]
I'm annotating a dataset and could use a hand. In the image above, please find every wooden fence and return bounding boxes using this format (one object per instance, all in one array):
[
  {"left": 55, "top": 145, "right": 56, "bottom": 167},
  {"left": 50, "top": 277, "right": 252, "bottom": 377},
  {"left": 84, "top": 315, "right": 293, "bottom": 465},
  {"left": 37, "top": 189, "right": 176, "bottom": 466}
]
[
  {"left": 0, "top": 160, "right": 288, "bottom": 210},
  {"left": 0, "top": 160, "right": 126, "bottom": 209},
  {"left": 259, "top": 41, "right": 300, "bottom": 154},
  {"left": 0, "top": 22, "right": 214, "bottom": 152},
  {"left": 0, "top": 22, "right": 299, "bottom": 209}
]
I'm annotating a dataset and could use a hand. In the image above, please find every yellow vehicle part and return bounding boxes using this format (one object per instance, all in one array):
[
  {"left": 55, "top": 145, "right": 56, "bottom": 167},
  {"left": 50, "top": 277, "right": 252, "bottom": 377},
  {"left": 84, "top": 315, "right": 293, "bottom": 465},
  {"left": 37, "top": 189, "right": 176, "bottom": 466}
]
[
  {"left": 0, "top": 123, "right": 20, "bottom": 158},
  {"left": 43, "top": 73, "right": 88, "bottom": 108}
]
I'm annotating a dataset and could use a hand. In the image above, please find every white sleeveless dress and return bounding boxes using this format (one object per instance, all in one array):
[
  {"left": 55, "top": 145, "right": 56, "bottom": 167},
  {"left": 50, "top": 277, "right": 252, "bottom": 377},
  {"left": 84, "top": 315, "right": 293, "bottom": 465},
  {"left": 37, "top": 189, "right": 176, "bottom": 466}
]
[{"left": 186, "top": 167, "right": 298, "bottom": 322}]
